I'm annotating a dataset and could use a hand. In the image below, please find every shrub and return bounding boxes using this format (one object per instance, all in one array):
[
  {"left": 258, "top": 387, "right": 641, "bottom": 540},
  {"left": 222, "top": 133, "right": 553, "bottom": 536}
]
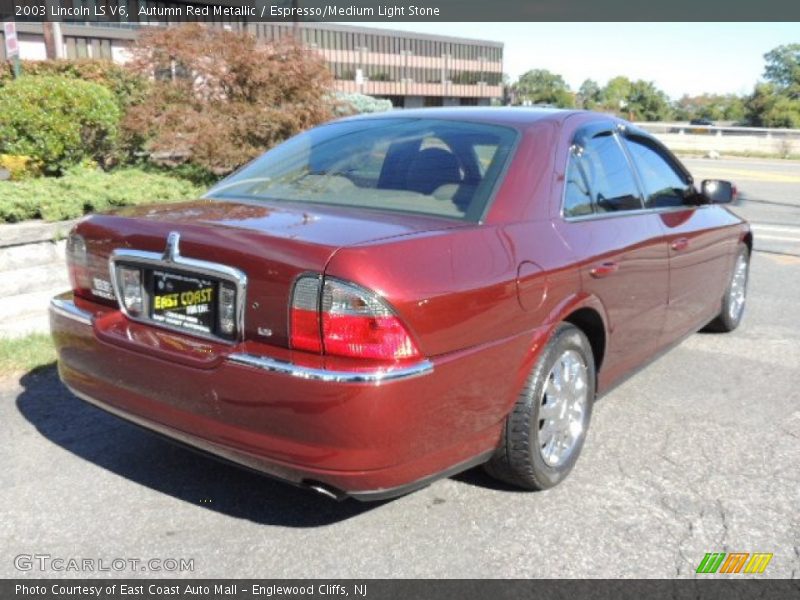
[
  {"left": 334, "top": 92, "right": 393, "bottom": 115},
  {"left": 121, "top": 24, "right": 335, "bottom": 175},
  {"left": 0, "top": 167, "right": 203, "bottom": 223},
  {"left": 0, "top": 76, "right": 121, "bottom": 174},
  {"left": 0, "top": 154, "right": 42, "bottom": 180},
  {"left": 0, "top": 59, "right": 148, "bottom": 110}
]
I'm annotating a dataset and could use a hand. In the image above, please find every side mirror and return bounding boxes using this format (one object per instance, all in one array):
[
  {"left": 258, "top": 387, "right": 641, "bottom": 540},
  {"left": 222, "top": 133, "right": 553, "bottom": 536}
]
[{"left": 702, "top": 179, "right": 736, "bottom": 204}]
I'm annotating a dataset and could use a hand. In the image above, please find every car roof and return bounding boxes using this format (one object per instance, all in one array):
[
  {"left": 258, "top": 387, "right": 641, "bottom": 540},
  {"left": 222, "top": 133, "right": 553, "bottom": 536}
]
[{"left": 338, "top": 106, "right": 591, "bottom": 128}]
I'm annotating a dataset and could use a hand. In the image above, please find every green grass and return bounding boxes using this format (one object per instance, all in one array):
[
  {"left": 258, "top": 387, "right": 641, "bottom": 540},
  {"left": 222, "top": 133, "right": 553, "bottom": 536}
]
[
  {"left": 0, "top": 166, "right": 204, "bottom": 223},
  {"left": 0, "top": 334, "right": 56, "bottom": 378}
]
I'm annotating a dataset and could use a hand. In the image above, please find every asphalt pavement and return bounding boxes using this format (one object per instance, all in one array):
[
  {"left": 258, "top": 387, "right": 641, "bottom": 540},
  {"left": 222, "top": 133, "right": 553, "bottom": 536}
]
[{"left": 1, "top": 157, "right": 798, "bottom": 579}]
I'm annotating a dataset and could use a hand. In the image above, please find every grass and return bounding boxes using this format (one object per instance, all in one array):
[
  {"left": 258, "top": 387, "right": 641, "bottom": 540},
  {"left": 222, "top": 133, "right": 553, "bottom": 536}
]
[{"left": 0, "top": 334, "right": 56, "bottom": 378}]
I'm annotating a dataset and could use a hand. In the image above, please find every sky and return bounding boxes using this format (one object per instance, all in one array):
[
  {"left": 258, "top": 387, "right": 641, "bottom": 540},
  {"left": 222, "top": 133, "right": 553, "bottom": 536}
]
[{"left": 354, "top": 22, "right": 800, "bottom": 99}]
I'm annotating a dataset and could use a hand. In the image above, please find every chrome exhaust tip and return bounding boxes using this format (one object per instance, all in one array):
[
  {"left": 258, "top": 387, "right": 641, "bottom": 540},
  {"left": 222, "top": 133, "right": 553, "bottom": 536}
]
[{"left": 304, "top": 481, "right": 347, "bottom": 501}]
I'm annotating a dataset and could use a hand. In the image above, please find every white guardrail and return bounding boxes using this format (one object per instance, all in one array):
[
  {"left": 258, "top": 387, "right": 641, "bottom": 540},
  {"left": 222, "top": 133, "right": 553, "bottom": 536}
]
[{"left": 633, "top": 122, "right": 800, "bottom": 155}]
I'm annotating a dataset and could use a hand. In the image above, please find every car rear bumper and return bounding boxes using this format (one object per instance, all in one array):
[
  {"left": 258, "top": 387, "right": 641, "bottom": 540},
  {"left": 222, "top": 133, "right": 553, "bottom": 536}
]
[{"left": 50, "top": 293, "right": 537, "bottom": 500}]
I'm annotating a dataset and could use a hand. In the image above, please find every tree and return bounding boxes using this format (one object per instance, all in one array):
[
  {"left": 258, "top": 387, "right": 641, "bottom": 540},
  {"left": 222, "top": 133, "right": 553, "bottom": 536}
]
[
  {"left": 763, "top": 43, "right": 800, "bottom": 96},
  {"left": 513, "top": 69, "right": 574, "bottom": 108},
  {"left": 600, "top": 76, "right": 633, "bottom": 112},
  {"left": 595, "top": 76, "right": 672, "bottom": 121},
  {"left": 577, "top": 79, "right": 602, "bottom": 110},
  {"left": 745, "top": 44, "right": 800, "bottom": 127},
  {"left": 674, "top": 94, "right": 746, "bottom": 123},
  {"left": 745, "top": 83, "right": 800, "bottom": 128},
  {"left": 121, "top": 24, "right": 334, "bottom": 175}
]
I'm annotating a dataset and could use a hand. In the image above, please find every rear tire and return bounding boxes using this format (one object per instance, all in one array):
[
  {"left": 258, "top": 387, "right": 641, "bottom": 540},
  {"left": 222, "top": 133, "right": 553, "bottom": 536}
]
[
  {"left": 485, "top": 323, "right": 595, "bottom": 490},
  {"left": 705, "top": 244, "right": 750, "bottom": 333}
]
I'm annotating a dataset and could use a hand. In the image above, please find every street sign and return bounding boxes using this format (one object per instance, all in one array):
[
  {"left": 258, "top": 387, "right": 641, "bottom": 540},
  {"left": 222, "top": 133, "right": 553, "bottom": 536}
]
[{"left": 4, "top": 21, "right": 19, "bottom": 58}]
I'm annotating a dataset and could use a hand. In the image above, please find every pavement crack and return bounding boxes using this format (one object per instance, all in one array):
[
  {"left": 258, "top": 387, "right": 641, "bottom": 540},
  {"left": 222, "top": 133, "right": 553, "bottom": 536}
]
[{"left": 716, "top": 499, "right": 730, "bottom": 550}]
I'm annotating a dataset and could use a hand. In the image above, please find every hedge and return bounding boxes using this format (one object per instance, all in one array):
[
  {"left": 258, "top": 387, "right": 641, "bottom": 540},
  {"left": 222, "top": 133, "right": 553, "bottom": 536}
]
[
  {"left": 0, "top": 167, "right": 203, "bottom": 223},
  {"left": 0, "top": 76, "right": 121, "bottom": 174},
  {"left": 0, "top": 59, "right": 147, "bottom": 110}
]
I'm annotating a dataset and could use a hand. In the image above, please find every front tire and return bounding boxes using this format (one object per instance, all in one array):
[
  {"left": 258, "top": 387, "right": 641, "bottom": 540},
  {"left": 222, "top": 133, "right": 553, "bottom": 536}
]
[
  {"left": 485, "top": 323, "right": 595, "bottom": 490},
  {"left": 705, "top": 244, "right": 750, "bottom": 333}
]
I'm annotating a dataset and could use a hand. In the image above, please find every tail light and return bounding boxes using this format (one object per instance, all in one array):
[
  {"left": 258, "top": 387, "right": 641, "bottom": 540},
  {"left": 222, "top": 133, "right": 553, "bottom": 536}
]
[
  {"left": 290, "top": 275, "right": 421, "bottom": 361},
  {"left": 290, "top": 276, "right": 323, "bottom": 353},
  {"left": 66, "top": 232, "right": 91, "bottom": 297}
]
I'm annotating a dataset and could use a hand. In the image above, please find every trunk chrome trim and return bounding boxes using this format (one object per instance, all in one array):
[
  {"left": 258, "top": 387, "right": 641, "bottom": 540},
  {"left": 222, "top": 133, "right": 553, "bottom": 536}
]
[
  {"left": 108, "top": 237, "right": 248, "bottom": 345},
  {"left": 50, "top": 293, "right": 93, "bottom": 326},
  {"left": 227, "top": 352, "right": 434, "bottom": 384},
  {"left": 50, "top": 294, "right": 432, "bottom": 384}
]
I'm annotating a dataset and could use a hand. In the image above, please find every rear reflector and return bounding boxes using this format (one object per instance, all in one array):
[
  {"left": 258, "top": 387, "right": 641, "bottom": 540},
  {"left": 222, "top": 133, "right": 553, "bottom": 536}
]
[{"left": 290, "top": 275, "right": 420, "bottom": 361}]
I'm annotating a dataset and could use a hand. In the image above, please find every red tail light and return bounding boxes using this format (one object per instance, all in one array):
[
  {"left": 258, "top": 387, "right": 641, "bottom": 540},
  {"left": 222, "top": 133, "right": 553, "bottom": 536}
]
[
  {"left": 66, "top": 232, "right": 91, "bottom": 297},
  {"left": 290, "top": 276, "right": 322, "bottom": 353},
  {"left": 290, "top": 275, "right": 421, "bottom": 361}
]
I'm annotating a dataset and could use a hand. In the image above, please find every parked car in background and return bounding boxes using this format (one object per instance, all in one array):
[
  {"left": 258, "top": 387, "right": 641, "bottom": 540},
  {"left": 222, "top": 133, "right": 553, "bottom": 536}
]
[
  {"left": 50, "top": 108, "right": 751, "bottom": 500},
  {"left": 689, "top": 118, "right": 716, "bottom": 126}
]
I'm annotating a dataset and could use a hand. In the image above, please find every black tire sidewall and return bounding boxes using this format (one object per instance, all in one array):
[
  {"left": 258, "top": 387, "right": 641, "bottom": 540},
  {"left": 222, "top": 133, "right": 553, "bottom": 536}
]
[
  {"left": 519, "top": 324, "right": 596, "bottom": 489},
  {"left": 720, "top": 245, "right": 750, "bottom": 330}
]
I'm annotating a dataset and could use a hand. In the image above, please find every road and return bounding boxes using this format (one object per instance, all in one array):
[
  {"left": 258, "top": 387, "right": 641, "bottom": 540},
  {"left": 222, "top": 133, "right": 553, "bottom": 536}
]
[
  {"left": 1, "top": 158, "right": 799, "bottom": 579},
  {"left": 683, "top": 157, "right": 800, "bottom": 258}
]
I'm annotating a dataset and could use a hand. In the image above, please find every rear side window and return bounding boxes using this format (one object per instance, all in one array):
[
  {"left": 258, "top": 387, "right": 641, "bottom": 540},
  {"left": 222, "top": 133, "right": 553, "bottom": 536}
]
[
  {"left": 623, "top": 137, "right": 695, "bottom": 208},
  {"left": 563, "top": 132, "right": 643, "bottom": 218},
  {"left": 206, "top": 118, "right": 517, "bottom": 222},
  {"left": 581, "top": 133, "right": 643, "bottom": 213},
  {"left": 563, "top": 149, "right": 594, "bottom": 217}
]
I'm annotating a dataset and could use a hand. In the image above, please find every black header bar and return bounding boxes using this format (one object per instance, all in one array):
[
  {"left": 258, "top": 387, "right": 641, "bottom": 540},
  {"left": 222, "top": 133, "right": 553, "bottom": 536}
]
[{"left": 1, "top": 0, "right": 798, "bottom": 22}]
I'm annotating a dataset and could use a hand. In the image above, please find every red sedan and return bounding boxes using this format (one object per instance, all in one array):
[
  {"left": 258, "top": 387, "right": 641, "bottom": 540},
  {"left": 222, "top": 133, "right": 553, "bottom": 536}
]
[{"left": 50, "top": 108, "right": 751, "bottom": 500}]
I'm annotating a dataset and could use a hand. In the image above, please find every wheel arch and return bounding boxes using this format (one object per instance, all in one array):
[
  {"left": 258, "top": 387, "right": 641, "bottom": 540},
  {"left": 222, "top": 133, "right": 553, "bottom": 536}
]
[{"left": 563, "top": 307, "right": 607, "bottom": 373}]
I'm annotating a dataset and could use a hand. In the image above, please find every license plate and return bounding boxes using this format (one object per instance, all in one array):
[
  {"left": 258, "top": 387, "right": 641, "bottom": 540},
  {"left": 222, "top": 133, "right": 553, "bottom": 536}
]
[{"left": 150, "top": 269, "right": 217, "bottom": 335}]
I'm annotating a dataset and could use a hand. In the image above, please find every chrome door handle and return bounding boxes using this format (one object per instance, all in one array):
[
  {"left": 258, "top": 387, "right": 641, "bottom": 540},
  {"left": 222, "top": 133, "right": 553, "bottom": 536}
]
[
  {"left": 590, "top": 261, "right": 619, "bottom": 278},
  {"left": 671, "top": 237, "right": 690, "bottom": 251}
]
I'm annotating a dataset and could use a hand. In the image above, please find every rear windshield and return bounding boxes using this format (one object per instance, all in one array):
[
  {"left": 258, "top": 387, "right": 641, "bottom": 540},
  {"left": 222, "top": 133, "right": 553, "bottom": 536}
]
[{"left": 206, "top": 118, "right": 517, "bottom": 221}]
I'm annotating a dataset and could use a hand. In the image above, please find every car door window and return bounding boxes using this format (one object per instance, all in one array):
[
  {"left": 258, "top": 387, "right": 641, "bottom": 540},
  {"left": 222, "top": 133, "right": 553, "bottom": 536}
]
[
  {"left": 563, "top": 148, "right": 594, "bottom": 217},
  {"left": 580, "top": 133, "right": 644, "bottom": 213},
  {"left": 623, "top": 137, "right": 695, "bottom": 208}
]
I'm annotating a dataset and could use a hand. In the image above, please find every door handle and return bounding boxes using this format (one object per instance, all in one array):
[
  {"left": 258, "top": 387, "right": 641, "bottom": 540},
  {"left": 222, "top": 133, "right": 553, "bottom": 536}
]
[
  {"left": 671, "top": 237, "right": 690, "bottom": 251},
  {"left": 590, "top": 261, "right": 619, "bottom": 278}
]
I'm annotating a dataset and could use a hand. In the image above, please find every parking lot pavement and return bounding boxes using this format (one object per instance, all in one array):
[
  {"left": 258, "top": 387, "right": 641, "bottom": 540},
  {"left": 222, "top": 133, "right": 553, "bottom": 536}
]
[{"left": 2, "top": 247, "right": 798, "bottom": 579}]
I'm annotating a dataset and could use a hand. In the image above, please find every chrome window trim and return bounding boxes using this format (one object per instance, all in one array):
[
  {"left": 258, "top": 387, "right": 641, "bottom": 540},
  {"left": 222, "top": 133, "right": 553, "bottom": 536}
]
[
  {"left": 559, "top": 126, "right": 708, "bottom": 223},
  {"left": 227, "top": 353, "right": 434, "bottom": 384},
  {"left": 108, "top": 241, "right": 247, "bottom": 345},
  {"left": 562, "top": 204, "right": 710, "bottom": 223}
]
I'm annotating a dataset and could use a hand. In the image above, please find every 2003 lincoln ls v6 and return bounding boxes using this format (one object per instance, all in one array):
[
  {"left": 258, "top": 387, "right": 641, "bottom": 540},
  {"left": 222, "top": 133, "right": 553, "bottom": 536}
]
[{"left": 50, "top": 108, "right": 751, "bottom": 500}]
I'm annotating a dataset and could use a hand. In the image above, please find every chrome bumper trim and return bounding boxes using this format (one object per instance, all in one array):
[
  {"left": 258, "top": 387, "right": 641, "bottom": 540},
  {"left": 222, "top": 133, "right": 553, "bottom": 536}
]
[
  {"left": 50, "top": 294, "right": 433, "bottom": 384},
  {"left": 49, "top": 293, "right": 93, "bottom": 326},
  {"left": 227, "top": 353, "right": 434, "bottom": 384}
]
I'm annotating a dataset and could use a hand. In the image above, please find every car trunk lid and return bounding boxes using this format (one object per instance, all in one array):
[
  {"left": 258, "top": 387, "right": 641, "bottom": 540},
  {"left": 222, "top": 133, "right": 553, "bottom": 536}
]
[{"left": 73, "top": 198, "right": 465, "bottom": 348}]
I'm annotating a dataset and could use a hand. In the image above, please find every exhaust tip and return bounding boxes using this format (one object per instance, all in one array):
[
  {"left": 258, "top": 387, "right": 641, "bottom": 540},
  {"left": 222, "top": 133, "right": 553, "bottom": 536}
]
[{"left": 303, "top": 480, "right": 347, "bottom": 502}]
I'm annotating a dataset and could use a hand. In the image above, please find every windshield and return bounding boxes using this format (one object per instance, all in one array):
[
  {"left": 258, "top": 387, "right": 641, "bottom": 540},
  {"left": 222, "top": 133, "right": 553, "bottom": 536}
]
[{"left": 205, "top": 118, "right": 517, "bottom": 222}]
